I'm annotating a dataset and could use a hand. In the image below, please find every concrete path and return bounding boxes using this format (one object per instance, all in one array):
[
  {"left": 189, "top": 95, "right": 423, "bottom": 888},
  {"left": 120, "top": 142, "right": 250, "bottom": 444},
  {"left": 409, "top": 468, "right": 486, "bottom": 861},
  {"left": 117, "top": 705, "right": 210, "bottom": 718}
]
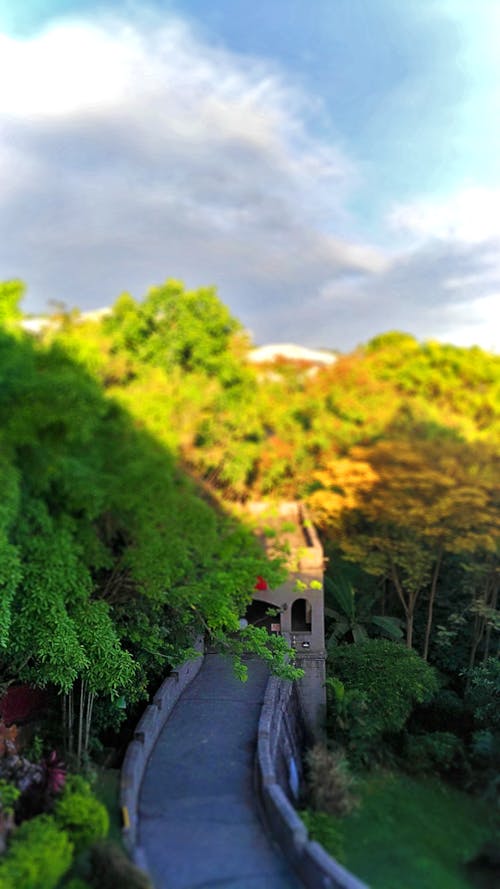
[{"left": 138, "top": 653, "right": 302, "bottom": 889}]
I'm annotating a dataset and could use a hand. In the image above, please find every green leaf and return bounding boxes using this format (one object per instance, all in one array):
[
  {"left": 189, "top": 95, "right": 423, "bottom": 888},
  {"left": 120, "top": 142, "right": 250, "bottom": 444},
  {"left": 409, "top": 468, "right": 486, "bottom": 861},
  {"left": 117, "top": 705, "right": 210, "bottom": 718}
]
[{"left": 371, "top": 615, "right": 404, "bottom": 639}]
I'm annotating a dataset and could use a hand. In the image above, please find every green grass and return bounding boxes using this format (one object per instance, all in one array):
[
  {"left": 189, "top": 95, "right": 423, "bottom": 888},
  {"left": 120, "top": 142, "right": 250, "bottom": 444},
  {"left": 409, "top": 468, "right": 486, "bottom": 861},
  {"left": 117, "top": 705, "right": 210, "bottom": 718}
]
[{"left": 307, "top": 772, "right": 499, "bottom": 889}]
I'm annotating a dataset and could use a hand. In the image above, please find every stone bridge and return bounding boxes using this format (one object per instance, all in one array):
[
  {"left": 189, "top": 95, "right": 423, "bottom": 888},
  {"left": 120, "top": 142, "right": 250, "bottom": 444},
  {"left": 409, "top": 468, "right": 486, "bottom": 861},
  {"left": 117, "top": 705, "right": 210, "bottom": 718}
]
[{"left": 120, "top": 503, "right": 367, "bottom": 889}]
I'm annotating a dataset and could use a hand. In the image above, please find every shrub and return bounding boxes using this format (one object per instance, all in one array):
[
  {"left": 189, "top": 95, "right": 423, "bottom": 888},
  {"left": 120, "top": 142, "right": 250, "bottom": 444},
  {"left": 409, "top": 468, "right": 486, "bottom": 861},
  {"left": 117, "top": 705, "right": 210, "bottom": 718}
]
[
  {"left": 55, "top": 777, "right": 109, "bottom": 853},
  {"left": 300, "top": 809, "right": 344, "bottom": 861},
  {"left": 0, "top": 814, "right": 73, "bottom": 889},
  {"left": 469, "top": 730, "right": 500, "bottom": 806},
  {"left": 328, "top": 639, "right": 439, "bottom": 739},
  {"left": 464, "top": 658, "right": 500, "bottom": 805},
  {"left": 411, "top": 687, "right": 467, "bottom": 734},
  {"left": 405, "top": 732, "right": 465, "bottom": 774},
  {"left": 465, "top": 658, "right": 500, "bottom": 730},
  {"left": 88, "top": 842, "right": 153, "bottom": 889},
  {"left": 0, "top": 781, "right": 20, "bottom": 815},
  {"left": 306, "top": 744, "right": 358, "bottom": 817},
  {"left": 325, "top": 677, "right": 369, "bottom": 755}
]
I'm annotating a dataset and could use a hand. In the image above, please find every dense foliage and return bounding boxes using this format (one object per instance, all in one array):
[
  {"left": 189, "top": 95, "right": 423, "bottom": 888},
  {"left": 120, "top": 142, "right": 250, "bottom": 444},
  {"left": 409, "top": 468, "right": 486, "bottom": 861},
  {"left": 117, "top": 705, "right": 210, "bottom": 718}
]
[
  {"left": 0, "top": 276, "right": 498, "bottom": 880},
  {"left": 17, "top": 282, "right": 499, "bottom": 741},
  {"left": 0, "top": 282, "right": 291, "bottom": 755},
  {"left": 0, "top": 814, "right": 73, "bottom": 889},
  {"left": 327, "top": 639, "right": 439, "bottom": 753}
]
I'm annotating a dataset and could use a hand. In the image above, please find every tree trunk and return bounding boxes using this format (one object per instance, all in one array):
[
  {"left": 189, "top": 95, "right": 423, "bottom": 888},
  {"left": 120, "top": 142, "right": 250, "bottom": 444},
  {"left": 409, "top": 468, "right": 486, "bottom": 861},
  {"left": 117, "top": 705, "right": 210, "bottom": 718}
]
[
  {"left": 389, "top": 556, "right": 411, "bottom": 644},
  {"left": 406, "top": 607, "right": 414, "bottom": 649},
  {"left": 483, "top": 578, "right": 498, "bottom": 662},
  {"left": 423, "top": 549, "right": 443, "bottom": 662},
  {"left": 62, "top": 694, "right": 67, "bottom": 754},
  {"left": 84, "top": 690, "right": 95, "bottom": 755},
  {"left": 467, "top": 591, "right": 485, "bottom": 688},
  {"left": 68, "top": 689, "right": 74, "bottom": 756},
  {"left": 77, "top": 680, "right": 85, "bottom": 768}
]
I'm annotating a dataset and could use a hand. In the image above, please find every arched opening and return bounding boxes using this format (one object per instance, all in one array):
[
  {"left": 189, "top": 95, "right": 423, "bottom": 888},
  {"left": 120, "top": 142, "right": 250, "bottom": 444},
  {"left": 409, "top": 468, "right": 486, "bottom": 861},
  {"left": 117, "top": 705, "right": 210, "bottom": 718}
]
[
  {"left": 245, "top": 598, "right": 281, "bottom": 633},
  {"left": 291, "top": 598, "right": 312, "bottom": 632}
]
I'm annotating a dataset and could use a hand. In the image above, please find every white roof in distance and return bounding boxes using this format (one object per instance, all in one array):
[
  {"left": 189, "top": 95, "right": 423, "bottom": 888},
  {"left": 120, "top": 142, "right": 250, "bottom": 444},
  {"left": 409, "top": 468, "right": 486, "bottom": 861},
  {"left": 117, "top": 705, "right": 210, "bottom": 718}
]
[
  {"left": 20, "top": 306, "right": 111, "bottom": 334},
  {"left": 248, "top": 343, "right": 336, "bottom": 366}
]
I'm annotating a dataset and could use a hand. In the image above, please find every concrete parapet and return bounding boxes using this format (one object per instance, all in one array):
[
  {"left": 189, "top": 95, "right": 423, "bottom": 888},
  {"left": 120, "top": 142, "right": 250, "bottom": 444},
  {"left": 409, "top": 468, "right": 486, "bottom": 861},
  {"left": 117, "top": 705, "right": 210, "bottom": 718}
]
[
  {"left": 262, "top": 782, "right": 308, "bottom": 864},
  {"left": 120, "top": 637, "right": 204, "bottom": 857},
  {"left": 298, "top": 842, "right": 368, "bottom": 889},
  {"left": 134, "top": 705, "right": 162, "bottom": 757},
  {"left": 256, "top": 673, "right": 368, "bottom": 889}
]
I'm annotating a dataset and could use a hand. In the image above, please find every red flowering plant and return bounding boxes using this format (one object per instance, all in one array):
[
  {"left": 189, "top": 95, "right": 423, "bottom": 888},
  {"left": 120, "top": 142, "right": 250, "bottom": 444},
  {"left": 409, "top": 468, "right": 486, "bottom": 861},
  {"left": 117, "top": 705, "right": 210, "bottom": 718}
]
[{"left": 44, "top": 751, "right": 66, "bottom": 796}]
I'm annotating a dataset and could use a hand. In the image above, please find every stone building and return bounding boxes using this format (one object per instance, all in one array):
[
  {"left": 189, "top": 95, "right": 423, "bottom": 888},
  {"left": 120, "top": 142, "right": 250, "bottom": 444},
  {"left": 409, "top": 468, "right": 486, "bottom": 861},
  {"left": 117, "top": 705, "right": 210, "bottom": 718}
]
[{"left": 246, "top": 501, "right": 326, "bottom": 738}]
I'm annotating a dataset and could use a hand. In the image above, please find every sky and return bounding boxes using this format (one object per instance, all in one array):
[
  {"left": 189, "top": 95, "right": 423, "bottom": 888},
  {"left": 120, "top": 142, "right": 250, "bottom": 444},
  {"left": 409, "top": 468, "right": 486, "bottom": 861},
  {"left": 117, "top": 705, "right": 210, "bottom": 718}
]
[{"left": 0, "top": 0, "right": 499, "bottom": 350}]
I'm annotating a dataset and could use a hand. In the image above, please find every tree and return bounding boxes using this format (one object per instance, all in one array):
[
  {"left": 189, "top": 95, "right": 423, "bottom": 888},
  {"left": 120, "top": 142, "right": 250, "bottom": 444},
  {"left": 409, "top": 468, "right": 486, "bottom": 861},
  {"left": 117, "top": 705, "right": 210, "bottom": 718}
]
[
  {"left": 104, "top": 280, "right": 247, "bottom": 383},
  {"left": 324, "top": 575, "right": 402, "bottom": 647},
  {"left": 311, "top": 435, "right": 499, "bottom": 653},
  {"left": 328, "top": 638, "right": 439, "bottom": 743},
  {"left": 0, "top": 457, "right": 21, "bottom": 651},
  {"left": 0, "top": 281, "right": 23, "bottom": 330}
]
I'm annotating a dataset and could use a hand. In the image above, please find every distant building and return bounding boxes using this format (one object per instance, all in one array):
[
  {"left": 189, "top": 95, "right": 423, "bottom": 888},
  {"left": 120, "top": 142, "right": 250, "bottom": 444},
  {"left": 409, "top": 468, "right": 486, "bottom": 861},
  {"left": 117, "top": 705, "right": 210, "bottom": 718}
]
[
  {"left": 245, "top": 501, "right": 327, "bottom": 738},
  {"left": 20, "top": 317, "right": 54, "bottom": 334},
  {"left": 20, "top": 306, "right": 111, "bottom": 334},
  {"left": 248, "top": 343, "right": 336, "bottom": 367}
]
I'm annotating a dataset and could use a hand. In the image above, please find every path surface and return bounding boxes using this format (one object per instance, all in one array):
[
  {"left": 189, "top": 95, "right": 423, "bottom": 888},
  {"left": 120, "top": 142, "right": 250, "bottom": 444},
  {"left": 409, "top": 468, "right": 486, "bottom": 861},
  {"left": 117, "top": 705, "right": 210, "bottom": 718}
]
[{"left": 139, "top": 653, "right": 302, "bottom": 889}]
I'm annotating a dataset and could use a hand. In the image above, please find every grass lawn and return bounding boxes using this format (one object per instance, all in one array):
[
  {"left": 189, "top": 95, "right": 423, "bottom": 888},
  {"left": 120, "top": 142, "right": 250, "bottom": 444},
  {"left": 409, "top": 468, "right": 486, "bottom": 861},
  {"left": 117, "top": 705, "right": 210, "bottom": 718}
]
[{"left": 307, "top": 771, "right": 499, "bottom": 889}]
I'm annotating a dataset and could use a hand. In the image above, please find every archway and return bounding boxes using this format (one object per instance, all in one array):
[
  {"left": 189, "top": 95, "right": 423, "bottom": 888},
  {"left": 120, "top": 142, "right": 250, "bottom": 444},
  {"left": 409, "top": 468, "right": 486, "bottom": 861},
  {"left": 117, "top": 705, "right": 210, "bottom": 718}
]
[
  {"left": 291, "top": 597, "right": 311, "bottom": 632},
  {"left": 245, "top": 598, "right": 281, "bottom": 633}
]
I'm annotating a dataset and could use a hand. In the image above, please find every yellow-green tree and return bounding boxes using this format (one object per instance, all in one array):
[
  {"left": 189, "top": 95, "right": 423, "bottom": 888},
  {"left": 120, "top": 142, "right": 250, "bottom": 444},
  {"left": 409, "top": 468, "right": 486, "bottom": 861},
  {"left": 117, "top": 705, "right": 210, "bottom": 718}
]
[{"left": 311, "top": 435, "right": 499, "bottom": 655}]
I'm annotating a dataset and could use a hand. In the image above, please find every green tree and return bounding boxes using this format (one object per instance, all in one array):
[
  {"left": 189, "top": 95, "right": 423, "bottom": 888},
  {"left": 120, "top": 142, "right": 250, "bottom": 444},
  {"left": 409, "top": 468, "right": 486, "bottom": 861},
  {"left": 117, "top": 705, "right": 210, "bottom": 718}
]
[
  {"left": 324, "top": 575, "right": 402, "bottom": 647},
  {"left": 311, "top": 435, "right": 499, "bottom": 654},
  {"left": 104, "top": 280, "right": 247, "bottom": 383},
  {"left": 0, "top": 281, "right": 23, "bottom": 330},
  {"left": 327, "top": 639, "right": 439, "bottom": 759}
]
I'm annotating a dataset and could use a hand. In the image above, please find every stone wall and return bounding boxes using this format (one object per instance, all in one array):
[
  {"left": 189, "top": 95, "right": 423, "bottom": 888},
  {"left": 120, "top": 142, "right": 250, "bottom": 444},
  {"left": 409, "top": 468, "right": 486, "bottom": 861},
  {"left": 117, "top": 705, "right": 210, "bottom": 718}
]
[
  {"left": 256, "top": 674, "right": 368, "bottom": 889},
  {"left": 120, "top": 637, "right": 204, "bottom": 866}
]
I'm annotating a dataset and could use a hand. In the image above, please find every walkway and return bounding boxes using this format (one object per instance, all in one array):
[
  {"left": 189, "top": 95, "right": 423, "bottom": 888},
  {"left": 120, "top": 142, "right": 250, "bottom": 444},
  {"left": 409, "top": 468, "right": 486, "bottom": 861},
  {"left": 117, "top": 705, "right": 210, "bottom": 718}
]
[{"left": 138, "top": 653, "right": 303, "bottom": 889}]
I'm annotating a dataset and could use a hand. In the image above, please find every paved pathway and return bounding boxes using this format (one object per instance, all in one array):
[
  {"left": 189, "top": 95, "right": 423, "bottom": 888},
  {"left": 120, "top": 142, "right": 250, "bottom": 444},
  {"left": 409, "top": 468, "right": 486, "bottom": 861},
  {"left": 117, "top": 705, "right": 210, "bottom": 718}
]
[{"left": 139, "top": 653, "right": 302, "bottom": 889}]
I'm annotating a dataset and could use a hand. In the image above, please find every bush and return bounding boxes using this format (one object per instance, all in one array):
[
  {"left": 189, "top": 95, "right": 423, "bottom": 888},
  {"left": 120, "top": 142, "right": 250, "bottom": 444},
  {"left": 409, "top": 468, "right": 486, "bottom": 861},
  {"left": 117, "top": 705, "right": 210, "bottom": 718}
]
[
  {"left": 88, "top": 842, "right": 153, "bottom": 889},
  {"left": 411, "top": 687, "right": 467, "bottom": 735},
  {"left": 469, "top": 730, "right": 500, "bottom": 807},
  {"left": 55, "top": 777, "right": 109, "bottom": 853},
  {"left": 405, "top": 732, "right": 465, "bottom": 774},
  {"left": 465, "top": 658, "right": 500, "bottom": 730},
  {"left": 328, "top": 639, "right": 439, "bottom": 740},
  {"left": 306, "top": 744, "right": 358, "bottom": 817},
  {"left": 0, "top": 780, "right": 20, "bottom": 815},
  {"left": 300, "top": 809, "right": 344, "bottom": 861},
  {"left": 0, "top": 814, "right": 73, "bottom": 889}
]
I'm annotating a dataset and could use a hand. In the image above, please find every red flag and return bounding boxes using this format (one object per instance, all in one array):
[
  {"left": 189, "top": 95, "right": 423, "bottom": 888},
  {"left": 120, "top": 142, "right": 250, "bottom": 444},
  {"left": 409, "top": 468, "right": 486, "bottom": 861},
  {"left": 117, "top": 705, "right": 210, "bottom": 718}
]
[{"left": 254, "top": 575, "right": 268, "bottom": 591}]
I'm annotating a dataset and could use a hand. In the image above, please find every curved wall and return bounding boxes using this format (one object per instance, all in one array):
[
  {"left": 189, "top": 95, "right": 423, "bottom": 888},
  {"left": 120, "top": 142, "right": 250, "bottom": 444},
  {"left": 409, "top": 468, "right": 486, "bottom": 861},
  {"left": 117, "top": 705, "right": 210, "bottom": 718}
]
[
  {"left": 120, "top": 637, "right": 204, "bottom": 866},
  {"left": 121, "top": 642, "right": 367, "bottom": 888},
  {"left": 256, "top": 674, "right": 368, "bottom": 889}
]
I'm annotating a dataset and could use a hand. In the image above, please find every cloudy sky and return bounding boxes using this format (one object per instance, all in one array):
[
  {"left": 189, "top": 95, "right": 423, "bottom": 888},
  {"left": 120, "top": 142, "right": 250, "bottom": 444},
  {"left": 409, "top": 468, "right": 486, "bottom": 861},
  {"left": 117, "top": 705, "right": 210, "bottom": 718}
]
[{"left": 1, "top": 0, "right": 499, "bottom": 350}]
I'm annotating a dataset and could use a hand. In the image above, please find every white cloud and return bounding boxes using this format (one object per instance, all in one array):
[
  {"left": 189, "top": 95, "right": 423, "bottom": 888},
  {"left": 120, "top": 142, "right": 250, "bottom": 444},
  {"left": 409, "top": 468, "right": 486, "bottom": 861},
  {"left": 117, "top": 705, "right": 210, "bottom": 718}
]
[
  {"left": 389, "top": 187, "right": 500, "bottom": 244},
  {"left": 0, "top": 11, "right": 498, "bottom": 352},
  {"left": 435, "top": 292, "right": 500, "bottom": 351},
  {"left": 0, "top": 15, "right": 365, "bottom": 301}
]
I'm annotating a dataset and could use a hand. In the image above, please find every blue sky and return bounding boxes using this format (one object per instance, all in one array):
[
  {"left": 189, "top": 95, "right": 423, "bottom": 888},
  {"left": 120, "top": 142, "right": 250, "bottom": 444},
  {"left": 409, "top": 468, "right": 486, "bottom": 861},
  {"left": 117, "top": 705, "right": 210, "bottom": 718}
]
[{"left": 0, "top": 0, "right": 499, "bottom": 348}]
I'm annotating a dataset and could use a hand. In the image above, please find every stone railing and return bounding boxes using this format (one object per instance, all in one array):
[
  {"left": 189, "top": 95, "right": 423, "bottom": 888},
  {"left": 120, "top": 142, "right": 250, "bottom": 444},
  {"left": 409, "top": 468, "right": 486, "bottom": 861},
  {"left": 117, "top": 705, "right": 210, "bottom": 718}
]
[
  {"left": 256, "top": 674, "right": 368, "bottom": 889},
  {"left": 120, "top": 637, "right": 204, "bottom": 867}
]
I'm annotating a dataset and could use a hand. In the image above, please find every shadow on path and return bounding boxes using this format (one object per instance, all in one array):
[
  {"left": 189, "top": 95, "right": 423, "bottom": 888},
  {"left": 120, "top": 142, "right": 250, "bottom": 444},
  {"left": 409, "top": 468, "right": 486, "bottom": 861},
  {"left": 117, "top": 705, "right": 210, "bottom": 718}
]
[{"left": 139, "top": 653, "right": 302, "bottom": 889}]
